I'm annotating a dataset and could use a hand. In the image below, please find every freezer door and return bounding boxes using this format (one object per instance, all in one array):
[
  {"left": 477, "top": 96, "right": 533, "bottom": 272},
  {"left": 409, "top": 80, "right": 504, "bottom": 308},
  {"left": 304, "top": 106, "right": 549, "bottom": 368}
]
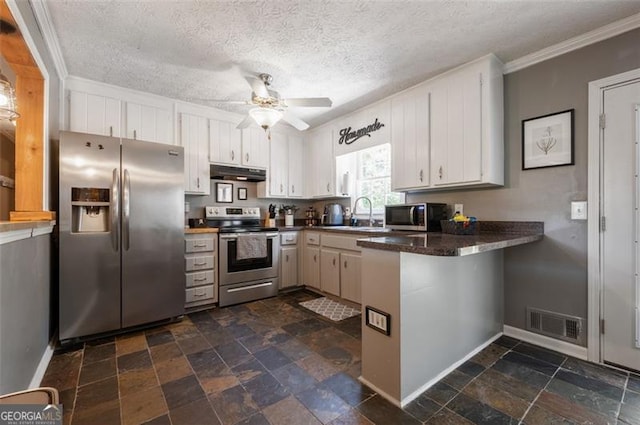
[
  {"left": 59, "top": 131, "right": 121, "bottom": 340},
  {"left": 121, "top": 138, "right": 185, "bottom": 327}
]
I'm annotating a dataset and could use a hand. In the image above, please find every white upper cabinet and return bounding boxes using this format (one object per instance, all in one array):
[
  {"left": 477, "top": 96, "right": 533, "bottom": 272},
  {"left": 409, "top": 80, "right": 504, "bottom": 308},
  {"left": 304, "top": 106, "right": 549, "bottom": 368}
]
[
  {"left": 430, "top": 55, "right": 503, "bottom": 188},
  {"left": 209, "top": 119, "right": 242, "bottom": 166},
  {"left": 180, "top": 113, "right": 210, "bottom": 195},
  {"left": 288, "top": 134, "right": 304, "bottom": 198},
  {"left": 306, "top": 127, "right": 335, "bottom": 197},
  {"left": 241, "top": 128, "right": 269, "bottom": 169},
  {"left": 125, "top": 101, "right": 173, "bottom": 144},
  {"left": 391, "top": 85, "right": 430, "bottom": 190},
  {"left": 69, "top": 91, "right": 121, "bottom": 137},
  {"left": 268, "top": 131, "right": 289, "bottom": 197}
]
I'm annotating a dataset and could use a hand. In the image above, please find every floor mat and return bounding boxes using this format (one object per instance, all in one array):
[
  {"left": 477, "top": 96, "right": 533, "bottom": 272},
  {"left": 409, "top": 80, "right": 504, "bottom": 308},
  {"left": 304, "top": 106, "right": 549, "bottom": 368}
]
[{"left": 299, "top": 297, "right": 361, "bottom": 321}]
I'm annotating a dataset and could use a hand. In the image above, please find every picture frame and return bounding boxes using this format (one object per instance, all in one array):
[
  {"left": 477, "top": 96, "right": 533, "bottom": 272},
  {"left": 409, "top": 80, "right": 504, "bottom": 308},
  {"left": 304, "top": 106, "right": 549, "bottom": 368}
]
[
  {"left": 216, "top": 182, "right": 233, "bottom": 203},
  {"left": 237, "top": 187, "right": 247, "bottom": 200},
  {"left": 522, "top": 109, "right": 574, "bottom": 170}
]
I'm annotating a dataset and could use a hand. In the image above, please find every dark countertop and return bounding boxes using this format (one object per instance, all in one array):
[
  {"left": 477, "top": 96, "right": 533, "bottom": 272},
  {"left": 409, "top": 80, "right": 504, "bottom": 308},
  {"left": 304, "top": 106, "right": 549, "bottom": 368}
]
[{"left": 356, "top": 221, "right": 544, "bottom": 256}]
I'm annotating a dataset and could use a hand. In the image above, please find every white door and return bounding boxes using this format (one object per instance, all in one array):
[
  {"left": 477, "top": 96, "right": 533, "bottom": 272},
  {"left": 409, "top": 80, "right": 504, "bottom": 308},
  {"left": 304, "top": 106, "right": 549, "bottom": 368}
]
[{"left": 602, "top": 79, "right": 640, "bottom": 370}]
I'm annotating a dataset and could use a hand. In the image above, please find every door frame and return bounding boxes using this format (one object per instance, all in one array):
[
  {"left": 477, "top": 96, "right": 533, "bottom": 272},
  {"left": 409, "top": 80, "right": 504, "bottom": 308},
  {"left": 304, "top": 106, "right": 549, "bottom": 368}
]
[{"left": 587, "top": 68, "right": 640, "bottom": 363}]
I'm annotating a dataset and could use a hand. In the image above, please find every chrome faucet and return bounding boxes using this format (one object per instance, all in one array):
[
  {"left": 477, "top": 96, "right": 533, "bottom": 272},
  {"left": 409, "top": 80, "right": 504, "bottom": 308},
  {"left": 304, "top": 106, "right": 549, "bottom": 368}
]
[{"left": 353, "top": 196, "right": 373, "bottom": 227}]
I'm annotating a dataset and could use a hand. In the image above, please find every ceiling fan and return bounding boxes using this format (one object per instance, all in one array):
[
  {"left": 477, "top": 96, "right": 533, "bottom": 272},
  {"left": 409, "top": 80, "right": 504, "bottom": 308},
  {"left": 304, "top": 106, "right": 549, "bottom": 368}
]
[{"left": 213, "top": 73, "right": 332, "bottom": 131}]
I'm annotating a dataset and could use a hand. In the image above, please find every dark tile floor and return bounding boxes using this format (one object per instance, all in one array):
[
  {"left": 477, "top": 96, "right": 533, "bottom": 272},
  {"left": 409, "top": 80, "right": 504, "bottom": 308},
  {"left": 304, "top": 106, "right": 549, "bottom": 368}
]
[{"left": 42, "top": 289, "right": 640, "bottom": 425}]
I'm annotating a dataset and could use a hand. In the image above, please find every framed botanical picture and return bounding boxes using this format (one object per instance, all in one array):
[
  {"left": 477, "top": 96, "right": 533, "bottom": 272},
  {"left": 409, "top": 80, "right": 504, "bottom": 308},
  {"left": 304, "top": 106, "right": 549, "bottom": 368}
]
[
  {"left": 522, "top": 109, "right": 575, "bottom": 170},
  {"left": 237, "top": 187, "right": 247, "bottom": 200},
  {"left": 216, "top": 182, "right": 233, "bottom": 203}
]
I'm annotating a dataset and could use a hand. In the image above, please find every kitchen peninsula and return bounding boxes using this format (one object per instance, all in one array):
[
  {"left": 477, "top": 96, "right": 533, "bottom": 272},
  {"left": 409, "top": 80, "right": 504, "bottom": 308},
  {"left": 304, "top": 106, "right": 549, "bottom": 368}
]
[{"left": 356, "top": 222, "right": 543, "bottom": 407}]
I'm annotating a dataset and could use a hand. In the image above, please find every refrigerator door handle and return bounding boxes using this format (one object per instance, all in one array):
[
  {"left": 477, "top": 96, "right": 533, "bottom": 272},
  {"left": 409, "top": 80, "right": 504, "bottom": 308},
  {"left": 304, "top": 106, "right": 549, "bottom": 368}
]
[
  {"left": 123, "top": 169, "right": 131, "bottom": 251},
  {"left": 111, "top": 168, "right": 119, "bottom": 251}
]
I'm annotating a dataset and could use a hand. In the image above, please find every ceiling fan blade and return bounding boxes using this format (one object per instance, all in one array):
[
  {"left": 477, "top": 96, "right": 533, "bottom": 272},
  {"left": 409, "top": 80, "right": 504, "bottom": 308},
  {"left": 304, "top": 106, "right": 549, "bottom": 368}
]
[
  {"left": 245, "top": 76, "right": 269, "bottom": 98},
  {"left": 281, "top": 111, "right": 310, "bottom": 131},
  {"left": 188, "top": 98, "right": 250, "bottom": 105},
  {"left": 236, "top": 115, "right": 254, "bottom": 130},
  {"left": 284, "top": 97, "right": 332, "bottom": 108}
]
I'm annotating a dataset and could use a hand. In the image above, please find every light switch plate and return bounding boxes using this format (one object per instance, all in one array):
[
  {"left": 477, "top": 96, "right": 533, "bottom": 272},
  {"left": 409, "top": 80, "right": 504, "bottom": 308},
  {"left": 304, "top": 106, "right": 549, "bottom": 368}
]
[
  {"left": 571, "top": 201, "right": 587, "bottom": 220},
  {"left": 365, "top": 306, "right": 391, "bottom": 336},
  {"left": 454, "top": 203, "right": 464, "bottom": 216}
]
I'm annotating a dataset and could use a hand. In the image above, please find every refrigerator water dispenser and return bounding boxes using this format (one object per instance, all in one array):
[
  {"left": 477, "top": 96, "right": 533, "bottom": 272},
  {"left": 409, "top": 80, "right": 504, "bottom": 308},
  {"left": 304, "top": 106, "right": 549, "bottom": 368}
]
[{"left": 71, "top": 187, "right": 110, "bottom": 233}]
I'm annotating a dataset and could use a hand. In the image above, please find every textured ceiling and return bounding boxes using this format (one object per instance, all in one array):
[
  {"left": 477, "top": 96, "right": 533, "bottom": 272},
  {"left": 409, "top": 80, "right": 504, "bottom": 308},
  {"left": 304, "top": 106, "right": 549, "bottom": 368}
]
[{"left": 46, "top": 0, "right": 640, "bottom": 128}]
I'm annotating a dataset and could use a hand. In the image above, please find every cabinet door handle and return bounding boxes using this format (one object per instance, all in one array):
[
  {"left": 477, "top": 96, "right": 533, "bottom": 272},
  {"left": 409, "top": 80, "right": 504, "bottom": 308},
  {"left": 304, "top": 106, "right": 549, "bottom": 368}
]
[
  {"left": 344, "top": 260, "right": 347, "bottom": 269},
  {"left": 332, "top": 258, "right": 336, "bottom": 266},
  {"left": 109, "top": 126, "right": 113, "bottom": 137},
  {"left": 313, "top": 254, "right": 317, "bottom": 262},
  {"left": 133, "top": 129, "right": 137, "bottom": 140},
  {"left": 439, "top": 166, "right": 443, "bottom": 180},
  {"left": 419, "top": 169, "right": 423, "bottom": 182},
  {"left": 197, "top": 177, "right": 200, "bottom": 188},
  {"left": 245, "top": 153, "right": 249, "bottom": 162},
  {"left": 280, "top": 183, "right": 283, "bottom": 193},
  {"left": 193, "top": 243, "right": 207, "bottom": 248},
  {"left": 327, "top": 183, "right": 330, "bottom": 192},
  {"left": 194, "top": 277, "right": 207, "bottom": 282},
  {"left": 194, "top": 261, "right": 207, "bottom": 266},
  {"left": 286, "top": 254, "right": 289, "bottom": 262},
  {"left": 193, "top": 291, "right": 207, "bottom": 298},
  {"left": 231, "top": 150, "right": 235, "bottom": 161}
]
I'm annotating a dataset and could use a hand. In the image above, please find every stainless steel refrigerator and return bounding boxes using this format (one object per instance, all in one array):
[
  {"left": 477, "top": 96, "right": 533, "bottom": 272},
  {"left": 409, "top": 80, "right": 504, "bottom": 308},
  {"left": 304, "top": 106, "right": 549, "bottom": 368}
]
[{"left": 58, "top": 131, "right": 185, "bottom": 342}]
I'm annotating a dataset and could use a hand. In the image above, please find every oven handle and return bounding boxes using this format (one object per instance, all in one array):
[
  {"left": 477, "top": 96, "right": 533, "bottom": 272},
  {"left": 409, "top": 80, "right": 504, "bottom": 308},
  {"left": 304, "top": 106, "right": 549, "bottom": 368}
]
[
  {"left": 226, "top": 282, "right": 273, "bottom": 293},
  {"left": 220, "top": 232, "right": 279, "bottom": 240}
]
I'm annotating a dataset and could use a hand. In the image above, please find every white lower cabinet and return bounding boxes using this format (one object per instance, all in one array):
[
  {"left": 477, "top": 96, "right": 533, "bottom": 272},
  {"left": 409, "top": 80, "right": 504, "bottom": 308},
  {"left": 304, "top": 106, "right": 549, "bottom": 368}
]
[
  {"left": 305, "top": 231, "right": 362, "bottom": 304},
  {"left": 184, "top": 233, "right": 217, "bottom": 309},
  {"left": 303, "top": 232, "right": 321, "bottom": 290},
  {"left": 320, "top": 248, "right": 341, "bottom": 296},
  {"left": 280, "top": 232, "right": 300, "bottom": 289}
]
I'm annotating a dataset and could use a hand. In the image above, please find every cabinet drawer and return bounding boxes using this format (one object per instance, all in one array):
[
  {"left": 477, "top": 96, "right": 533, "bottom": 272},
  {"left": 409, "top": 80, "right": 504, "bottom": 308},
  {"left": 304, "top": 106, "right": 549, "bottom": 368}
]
[
  {"left": 280, "top": 232, "right": 298, "bottom": 246},
  {"left": 185, "top": 284, "right": 215, "bottom": 303},
  {"left": 185, "top": 254, "right": 215, "bottom": 271},
  {"left": 305, "top": 232, "right": 320, "bottom": 245},
  {"left": 186, "top": 270, "right": 215, "bottom": 288},
  {"left": 185, "top": 237, "right": 214, "bottom": 253},
  {"left": 321, "top": 234, "right": 361, "bottom": 252}
]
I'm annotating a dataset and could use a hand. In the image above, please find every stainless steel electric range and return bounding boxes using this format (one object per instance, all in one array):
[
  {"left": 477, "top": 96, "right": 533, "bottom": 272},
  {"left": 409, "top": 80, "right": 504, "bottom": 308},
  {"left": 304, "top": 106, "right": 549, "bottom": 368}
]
[{"left": 205, "top": 206, "right": 279, "bottom": 307}]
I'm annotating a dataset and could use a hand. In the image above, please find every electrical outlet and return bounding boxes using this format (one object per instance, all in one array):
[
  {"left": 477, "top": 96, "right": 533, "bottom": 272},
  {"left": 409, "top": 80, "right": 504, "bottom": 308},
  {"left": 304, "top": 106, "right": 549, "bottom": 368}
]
[
  {"left": 454, "top": 203, "right": 464, "bottom": 216},
  {"left": 571, "top": 201, "right": 587, "bottom": 220}
]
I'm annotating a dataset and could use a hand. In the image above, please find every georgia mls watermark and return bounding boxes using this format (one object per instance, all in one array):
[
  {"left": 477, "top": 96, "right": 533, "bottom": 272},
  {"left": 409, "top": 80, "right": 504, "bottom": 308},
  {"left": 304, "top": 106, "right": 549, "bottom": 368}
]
[{"left": 0, "top": 404, "right": 62, "bottom": 425}]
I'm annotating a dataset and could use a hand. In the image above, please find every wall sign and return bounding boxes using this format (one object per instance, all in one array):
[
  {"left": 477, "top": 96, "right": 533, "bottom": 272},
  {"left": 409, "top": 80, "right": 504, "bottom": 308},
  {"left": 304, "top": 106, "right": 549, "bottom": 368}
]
[{"left": 338, "top": 118, "right": 385, "bottom": 145}]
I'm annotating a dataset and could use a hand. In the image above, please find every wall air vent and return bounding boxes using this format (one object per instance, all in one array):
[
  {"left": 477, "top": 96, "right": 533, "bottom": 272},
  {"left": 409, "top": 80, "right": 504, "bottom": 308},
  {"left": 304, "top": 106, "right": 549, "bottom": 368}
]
[{"left": 526, "top": 307, "right": 584, "bottom": 346}]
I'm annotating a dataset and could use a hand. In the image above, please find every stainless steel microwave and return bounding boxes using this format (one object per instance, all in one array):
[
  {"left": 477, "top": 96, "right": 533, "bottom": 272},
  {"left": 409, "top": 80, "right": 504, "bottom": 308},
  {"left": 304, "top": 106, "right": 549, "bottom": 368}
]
[{"left": 384, "top": 203, "right": 448, "bottom": 231}]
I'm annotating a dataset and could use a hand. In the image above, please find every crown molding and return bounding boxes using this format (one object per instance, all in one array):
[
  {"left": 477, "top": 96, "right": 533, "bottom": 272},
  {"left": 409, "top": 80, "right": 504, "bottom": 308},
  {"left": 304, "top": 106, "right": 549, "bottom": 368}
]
[
  {"left": 504, "top": 12, "right": 640, "bottom": 74},
  {"left": 29, "top": 0, "right": 68, "bottom": 80}
]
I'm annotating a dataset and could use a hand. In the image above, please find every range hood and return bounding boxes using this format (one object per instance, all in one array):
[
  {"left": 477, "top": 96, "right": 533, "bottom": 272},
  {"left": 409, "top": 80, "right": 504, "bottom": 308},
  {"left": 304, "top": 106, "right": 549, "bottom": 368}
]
[{"left": 210, "top": 164, "right": 266, "bottom": 182}]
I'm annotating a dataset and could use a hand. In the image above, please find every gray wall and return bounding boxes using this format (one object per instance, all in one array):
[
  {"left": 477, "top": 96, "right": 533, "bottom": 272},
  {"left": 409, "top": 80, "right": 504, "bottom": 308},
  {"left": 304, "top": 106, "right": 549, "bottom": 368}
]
[
  {"left": 407, "top": 28, "right": 640, "bottom": 343},
  {"left": 0, "top": 234, "right": 51, "bottom": 393}
]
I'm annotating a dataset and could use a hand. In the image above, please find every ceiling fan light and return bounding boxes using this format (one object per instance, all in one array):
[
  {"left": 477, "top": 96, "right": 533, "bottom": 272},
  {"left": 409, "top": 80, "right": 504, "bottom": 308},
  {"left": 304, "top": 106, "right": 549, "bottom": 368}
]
[
  {"left": 249, "top": 107, "right": 282, "bottom": 130},
  {"left": 0, "top": 70, "right": 19, "bottom": 121}
]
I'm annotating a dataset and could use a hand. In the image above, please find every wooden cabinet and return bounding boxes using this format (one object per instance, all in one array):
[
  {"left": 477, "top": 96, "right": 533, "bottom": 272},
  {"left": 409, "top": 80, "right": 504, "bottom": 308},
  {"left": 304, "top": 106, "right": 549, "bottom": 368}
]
[
  {"left": 241, "top": 127, "right": 269, "bottom": 169},
  {"left": 69, "top": 91, "right": 121, "bottom": 137},
  {"left": 430, "top": 55, "right": 503, "bottom": 188},
  {"left": 391, "top": 86, "right": 430, "bottom": 190},
  {"left": 209, "top": 118, "right": 242, "bottom": 165},
  {"left": 125, "top": 101, "right": 173, "bottom": 144},
  {"left": 303, "top": 232, "right": 321, "bottom": 290},
  {"left": 180, "top": 113, "right": 210, "bottom": 195},
  {"left": 184, "top": 233, "right": 217, "bottom": 309},
  {"left": 280, "top": 232, "right": 300, "bottom": 289},
  {"left": 320, "top": 248, "right": 340, "bottom": 296}
]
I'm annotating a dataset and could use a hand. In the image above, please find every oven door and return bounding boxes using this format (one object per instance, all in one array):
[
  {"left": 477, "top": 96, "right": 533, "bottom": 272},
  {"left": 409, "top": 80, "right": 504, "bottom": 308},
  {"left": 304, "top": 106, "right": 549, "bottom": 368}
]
[{"left": 219, "top": 232, "right": 280, "bottom": 285}]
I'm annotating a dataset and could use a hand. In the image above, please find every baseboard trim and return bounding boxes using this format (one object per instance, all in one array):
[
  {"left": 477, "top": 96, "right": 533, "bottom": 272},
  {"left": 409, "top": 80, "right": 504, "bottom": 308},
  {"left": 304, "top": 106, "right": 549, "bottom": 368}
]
[
  {"left": 359, "top": 332, "right": 502, "bottom": 408},
  {"left": 503, "top": 325, "right": 588, "bottom": 360},
  {"left": 399, "top": 332, "right": 502, "bottom": 407},
  {"left": 29, "top": 336, "right": 56, "bottom": 389}
]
